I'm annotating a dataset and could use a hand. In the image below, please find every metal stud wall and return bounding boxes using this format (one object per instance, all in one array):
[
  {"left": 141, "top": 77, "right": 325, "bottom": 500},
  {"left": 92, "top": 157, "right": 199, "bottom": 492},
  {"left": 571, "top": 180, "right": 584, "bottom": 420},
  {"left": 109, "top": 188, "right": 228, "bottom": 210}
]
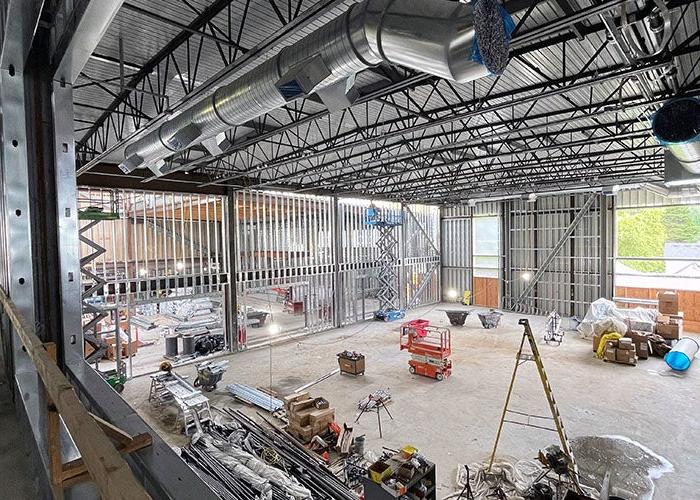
[
  {"left": 403, "top": 204, "right": 441, "bottom": 309},
  {"left": 233, "top": 190, "right": 336, "bottom": 343},
  {"left": 232, "top": 192, "right": 441, "bottom": 334},
  {"left": 502, "top": 194, "right": 610, "bottom": 318},
  {"left": 337, "top": 198, "right": 398, "bottom": 325},
  {"left": 78, "top": 188, "right": 230, "bottom": 301}
]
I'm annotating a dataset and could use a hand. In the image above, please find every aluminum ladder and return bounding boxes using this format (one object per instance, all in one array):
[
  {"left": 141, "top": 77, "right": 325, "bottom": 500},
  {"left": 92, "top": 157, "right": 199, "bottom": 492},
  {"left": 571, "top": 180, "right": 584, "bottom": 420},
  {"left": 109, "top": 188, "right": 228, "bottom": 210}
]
[{"left": 488, "top": 318, "right": 582, "bottom": 493}]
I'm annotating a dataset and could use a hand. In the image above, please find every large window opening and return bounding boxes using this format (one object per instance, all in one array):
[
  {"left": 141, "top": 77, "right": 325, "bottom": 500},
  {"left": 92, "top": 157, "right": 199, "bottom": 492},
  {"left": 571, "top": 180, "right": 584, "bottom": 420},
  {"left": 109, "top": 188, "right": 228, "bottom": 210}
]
[
  {"left": 615, "top": 203, "right": 700, "bottom": 332},
  {"left": 472, "top": 215, "right": 500, "bottom": 308}
]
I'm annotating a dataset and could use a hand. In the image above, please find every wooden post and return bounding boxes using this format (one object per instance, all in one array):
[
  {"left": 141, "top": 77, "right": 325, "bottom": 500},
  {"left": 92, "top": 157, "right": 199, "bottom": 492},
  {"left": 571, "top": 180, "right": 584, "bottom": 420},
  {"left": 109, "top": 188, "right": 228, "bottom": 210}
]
[{"left": 45, "top": 342, "right": 64, "bottom": 500}]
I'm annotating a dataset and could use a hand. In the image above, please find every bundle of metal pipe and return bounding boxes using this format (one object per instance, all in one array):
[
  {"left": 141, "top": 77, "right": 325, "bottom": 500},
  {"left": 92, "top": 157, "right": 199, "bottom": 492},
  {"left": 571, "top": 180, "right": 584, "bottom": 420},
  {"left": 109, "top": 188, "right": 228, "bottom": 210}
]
[{"left": 205, "top": 409, "right": 357, "bottom": 500}]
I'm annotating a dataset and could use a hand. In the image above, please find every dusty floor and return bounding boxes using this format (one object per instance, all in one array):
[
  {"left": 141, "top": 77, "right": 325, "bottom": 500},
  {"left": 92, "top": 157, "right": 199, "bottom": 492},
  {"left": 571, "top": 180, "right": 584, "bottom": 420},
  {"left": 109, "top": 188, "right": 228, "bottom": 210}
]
[
  {"left": 122, "top": 304, "right": 700, "bottom": 498},
  {"left": 0, "top": 353, "right": 38, "bottom": 499}
]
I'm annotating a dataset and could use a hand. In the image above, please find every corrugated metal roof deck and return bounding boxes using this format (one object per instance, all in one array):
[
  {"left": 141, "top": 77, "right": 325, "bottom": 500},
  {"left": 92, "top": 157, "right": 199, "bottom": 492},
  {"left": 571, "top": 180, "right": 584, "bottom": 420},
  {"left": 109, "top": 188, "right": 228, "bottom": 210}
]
[{"left": 73, "top": 0, "right": 700, "bottom": 201}]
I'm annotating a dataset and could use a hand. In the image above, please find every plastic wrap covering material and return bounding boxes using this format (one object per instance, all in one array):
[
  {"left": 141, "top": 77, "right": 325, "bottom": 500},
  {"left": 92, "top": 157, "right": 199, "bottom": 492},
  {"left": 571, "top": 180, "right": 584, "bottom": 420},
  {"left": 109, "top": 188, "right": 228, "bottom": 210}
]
[
  {"left": 444, "top": 457, "right": 544, "bottom": 500},
  {"left": 593, "top": 317, "right": 628, "bottom": 337},
  {"left": 122, "top": 0, "right": 513, "bottom": 170},
  {"left": 202, "top": 438, "right": 273, "bottom": 496},
  {"left": 204, "top": 437, "right": 313, "bottom": 499},
  {"left": 664, "top": 337, "right": 699, "bottom": 371},
  {"left": 578, "top": 298, "right": 657, "bottom": 339},
  {"left": 652, "top": 97, "right": 700, "bottom": 174}
]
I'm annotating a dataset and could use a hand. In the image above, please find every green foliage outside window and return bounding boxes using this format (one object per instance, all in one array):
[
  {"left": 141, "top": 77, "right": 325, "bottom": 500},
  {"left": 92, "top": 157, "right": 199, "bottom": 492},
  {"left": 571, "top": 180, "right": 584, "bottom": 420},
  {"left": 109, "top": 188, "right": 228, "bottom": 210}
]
[{"left": 617, "top": 205, "right": 700, "bottom": 273}]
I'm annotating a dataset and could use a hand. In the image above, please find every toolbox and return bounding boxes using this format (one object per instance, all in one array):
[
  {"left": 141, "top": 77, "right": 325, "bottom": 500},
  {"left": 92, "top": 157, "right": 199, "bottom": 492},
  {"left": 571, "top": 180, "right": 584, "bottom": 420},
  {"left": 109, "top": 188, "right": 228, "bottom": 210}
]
[{"left": 337, "top": 351, "right": 365, "bottom": 375}]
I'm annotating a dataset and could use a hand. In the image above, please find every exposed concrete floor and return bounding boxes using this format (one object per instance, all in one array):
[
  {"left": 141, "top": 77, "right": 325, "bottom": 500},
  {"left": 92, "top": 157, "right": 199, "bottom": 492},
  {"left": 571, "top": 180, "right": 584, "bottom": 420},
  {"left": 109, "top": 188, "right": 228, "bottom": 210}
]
[{"left": 122, "top": 304, "right": 700, "bottom": 498}]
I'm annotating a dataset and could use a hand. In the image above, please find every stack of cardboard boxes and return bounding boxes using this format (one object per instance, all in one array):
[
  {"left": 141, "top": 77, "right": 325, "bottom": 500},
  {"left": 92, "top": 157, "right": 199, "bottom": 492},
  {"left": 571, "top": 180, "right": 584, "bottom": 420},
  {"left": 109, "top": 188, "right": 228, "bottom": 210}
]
[
  {"left": 595, "top": 290, "right": 683, "bottom": 367},
  {"left": 283, "top": 391, "right": 336, "bottom": 444},
  {"left": 602, "top": 337, "right": 638, "bottom": 366},
  {"left": 656, "top": 291, "right": 683, "bottom": 340}
]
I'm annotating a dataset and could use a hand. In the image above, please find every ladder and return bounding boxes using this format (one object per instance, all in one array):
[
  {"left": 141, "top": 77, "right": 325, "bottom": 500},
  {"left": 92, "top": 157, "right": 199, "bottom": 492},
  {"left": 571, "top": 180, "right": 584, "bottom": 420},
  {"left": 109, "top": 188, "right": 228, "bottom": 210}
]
[{"left": 488, "top": 318, "right": 582, "bottom": 493}]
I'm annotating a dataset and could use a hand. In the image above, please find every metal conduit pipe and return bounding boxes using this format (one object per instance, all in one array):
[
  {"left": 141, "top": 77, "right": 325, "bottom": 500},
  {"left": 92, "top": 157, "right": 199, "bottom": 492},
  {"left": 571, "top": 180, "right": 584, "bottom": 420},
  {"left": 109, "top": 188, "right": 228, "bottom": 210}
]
[
  {"left": 120, "top": 0, "right": 511, "bottom": 173},
  {"left": 652, "top": 97, "right": 700, "bottom": 174}
]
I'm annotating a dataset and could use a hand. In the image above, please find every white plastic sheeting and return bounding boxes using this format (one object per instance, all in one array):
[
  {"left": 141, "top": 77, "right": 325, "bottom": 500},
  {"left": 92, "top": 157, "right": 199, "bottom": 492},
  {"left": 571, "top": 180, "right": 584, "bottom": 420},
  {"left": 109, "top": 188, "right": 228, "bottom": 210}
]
[
  {"left": 201, "top": 436, "right": 313, "bottom": 499},
  {"left": 578, "top": 298, "right": 657, "bottom": 338}
]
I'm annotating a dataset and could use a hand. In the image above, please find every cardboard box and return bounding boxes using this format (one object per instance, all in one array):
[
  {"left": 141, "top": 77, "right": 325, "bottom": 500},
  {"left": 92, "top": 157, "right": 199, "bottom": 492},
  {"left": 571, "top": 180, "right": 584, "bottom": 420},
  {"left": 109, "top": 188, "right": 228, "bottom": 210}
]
[
  {"left": 637, "top": 342, "right": 649, "bottom": 360},
  {"left": 615, "top": 346, "right": 637, "bottom": 365},
  {"left": 283, "top": 392, "right": 310, "bottom": 411},
  {"left": 618, "top": 338, "right": 634, "bottom": 350},
  {"left": 604, "top": 347, "right": 617, "bottom": 362},
  {"left": 309, "top": 408, "right": 335, "bottom": 425},
  {"left": 656, "top": 319, "right": 682, "bottom": 340},
  {"left": 657, "top": 291, "right": 679, "bottom": 315}
]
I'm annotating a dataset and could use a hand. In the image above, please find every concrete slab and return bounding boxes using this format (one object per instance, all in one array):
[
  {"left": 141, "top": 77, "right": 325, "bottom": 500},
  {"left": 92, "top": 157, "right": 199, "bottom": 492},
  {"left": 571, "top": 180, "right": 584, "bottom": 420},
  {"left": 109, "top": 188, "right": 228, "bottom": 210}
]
[{"left": 122, "top": 303, "right": 700, "bottom": 498}]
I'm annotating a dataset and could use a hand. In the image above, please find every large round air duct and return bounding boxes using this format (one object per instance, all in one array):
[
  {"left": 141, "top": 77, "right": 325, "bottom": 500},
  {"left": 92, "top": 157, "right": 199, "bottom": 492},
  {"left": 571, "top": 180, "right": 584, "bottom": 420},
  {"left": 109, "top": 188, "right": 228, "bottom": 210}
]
[
  {"left": 120, "top": 0, "right": 514, "bottom": 174},
  {"left": 652, "top": 97, "right": 700, "bottom": 174}
]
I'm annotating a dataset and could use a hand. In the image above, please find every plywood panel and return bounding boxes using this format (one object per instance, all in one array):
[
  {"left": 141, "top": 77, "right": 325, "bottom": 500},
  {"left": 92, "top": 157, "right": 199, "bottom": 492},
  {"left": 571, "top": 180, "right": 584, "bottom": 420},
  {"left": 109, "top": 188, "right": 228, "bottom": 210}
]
[
  {"left": 474, "top": 277, "right": 499, "bottom": 308},
  {"left": 615, "top": 286, "right": 700, "bottom": 333}
]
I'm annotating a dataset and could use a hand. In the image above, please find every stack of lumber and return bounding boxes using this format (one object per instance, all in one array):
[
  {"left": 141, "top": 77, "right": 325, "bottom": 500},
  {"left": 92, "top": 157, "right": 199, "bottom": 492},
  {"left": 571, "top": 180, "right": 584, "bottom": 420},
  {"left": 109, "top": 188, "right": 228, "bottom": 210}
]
[{"left": 283, "top": 392, "right": 335, "bottom": 444}]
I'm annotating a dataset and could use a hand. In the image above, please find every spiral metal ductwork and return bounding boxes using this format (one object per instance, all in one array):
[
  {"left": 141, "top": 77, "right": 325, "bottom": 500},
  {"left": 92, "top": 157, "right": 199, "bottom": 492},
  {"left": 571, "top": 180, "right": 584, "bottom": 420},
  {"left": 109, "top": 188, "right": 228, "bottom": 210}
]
[
  {"left": 652, "top": 97, "right": 700, "bottom": 174},
  {"left": 120, "top": 0, "right": 512, "bottom": 174}
]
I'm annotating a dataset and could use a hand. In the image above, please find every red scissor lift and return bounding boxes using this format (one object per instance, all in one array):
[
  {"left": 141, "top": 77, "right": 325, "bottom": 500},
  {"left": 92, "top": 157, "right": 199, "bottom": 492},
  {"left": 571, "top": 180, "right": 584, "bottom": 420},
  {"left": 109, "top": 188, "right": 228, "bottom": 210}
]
[{"left": 400, "top": 319, "right": 452, "bottom": 381}]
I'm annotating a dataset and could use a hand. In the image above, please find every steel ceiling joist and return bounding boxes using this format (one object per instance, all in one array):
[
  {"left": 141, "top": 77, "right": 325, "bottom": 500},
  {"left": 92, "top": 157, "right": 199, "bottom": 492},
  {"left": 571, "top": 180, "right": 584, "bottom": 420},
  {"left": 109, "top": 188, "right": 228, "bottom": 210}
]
[{"left": 71, "top": 0, "right": 700, "bottom": 201}]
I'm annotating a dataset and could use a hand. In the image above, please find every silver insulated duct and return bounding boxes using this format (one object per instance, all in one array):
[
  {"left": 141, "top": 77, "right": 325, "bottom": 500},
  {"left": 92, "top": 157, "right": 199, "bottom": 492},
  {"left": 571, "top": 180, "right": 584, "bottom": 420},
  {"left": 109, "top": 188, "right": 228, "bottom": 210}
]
[
  {"left": 652, "top": 97, "right": 700, "bottom": 174},
  {"left": 120, "top": 0, "right": 513, "bottom": 174}
]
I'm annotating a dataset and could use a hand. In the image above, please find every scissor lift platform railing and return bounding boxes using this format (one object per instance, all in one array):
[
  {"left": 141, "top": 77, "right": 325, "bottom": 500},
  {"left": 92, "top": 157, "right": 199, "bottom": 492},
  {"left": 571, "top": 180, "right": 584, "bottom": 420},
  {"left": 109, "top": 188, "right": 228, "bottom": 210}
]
[{"left": 400, "top": 322, "right": 452, "bottom": 380}]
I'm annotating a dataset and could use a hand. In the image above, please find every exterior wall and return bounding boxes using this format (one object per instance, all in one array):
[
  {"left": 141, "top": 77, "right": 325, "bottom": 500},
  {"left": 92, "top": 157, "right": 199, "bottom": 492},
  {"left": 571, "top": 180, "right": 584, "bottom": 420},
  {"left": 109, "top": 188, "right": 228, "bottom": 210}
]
[
  {"left": 440, "top": 202, "right": 500, "bottom": 305},
  {"left": 615, "top": 286, "right": 700, "bottom": 333},
  {"left": 502, "top": 193, "right": 609, "bottom": 318}
]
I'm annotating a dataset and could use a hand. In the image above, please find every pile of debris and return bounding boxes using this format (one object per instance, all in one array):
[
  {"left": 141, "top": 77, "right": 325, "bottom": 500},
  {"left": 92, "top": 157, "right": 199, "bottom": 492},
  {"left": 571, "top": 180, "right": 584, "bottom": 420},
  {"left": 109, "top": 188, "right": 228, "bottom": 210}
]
[{"left": 183, "top": 409, "right": 356, "bottom": 500}]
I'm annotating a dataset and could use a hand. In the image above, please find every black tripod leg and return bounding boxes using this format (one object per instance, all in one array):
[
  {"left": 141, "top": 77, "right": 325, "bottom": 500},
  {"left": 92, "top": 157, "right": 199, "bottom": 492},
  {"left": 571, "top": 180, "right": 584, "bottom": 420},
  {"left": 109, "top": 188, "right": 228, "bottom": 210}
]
[
  {"left": 377, "top": 408, "right": 382, "bottom": 439},
  {"left": 355, "top": 398, "right": 371, "bottom": 423},
  {"left": 382, "top": 401, "right": 393, "bottom": 420}
]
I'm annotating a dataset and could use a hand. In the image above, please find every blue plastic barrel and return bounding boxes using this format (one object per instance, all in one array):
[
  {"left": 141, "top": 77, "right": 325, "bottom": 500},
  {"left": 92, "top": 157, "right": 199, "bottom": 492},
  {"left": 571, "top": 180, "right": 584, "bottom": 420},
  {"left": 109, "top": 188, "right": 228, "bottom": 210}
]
[{"left": 664, "top": 338, "right": 699, "bottom": 371}]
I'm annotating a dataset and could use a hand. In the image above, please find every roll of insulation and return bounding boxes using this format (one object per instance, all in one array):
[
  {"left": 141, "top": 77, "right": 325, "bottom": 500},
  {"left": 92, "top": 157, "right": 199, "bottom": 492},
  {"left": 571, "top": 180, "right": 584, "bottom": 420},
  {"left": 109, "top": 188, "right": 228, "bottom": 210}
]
[{"left": 664, "top": 337, "right": 699, "bottom": 371}]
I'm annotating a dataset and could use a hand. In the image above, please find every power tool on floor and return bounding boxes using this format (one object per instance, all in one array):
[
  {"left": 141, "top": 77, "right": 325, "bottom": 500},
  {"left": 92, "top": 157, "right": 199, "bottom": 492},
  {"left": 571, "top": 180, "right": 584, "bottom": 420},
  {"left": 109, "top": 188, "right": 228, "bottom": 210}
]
[{"left": 194, "top": 360, "right": 229, "bottom": 392}]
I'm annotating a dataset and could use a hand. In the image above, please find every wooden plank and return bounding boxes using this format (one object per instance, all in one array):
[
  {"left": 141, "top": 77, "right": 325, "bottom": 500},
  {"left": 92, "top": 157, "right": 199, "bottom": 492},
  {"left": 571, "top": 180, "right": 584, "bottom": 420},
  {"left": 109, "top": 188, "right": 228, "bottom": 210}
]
[
  {"left": 474, "top": 277, "right": 499, "bottom": 308},
  {"left": 61, "top": 433, "right": 153, "bottom": 486},
  {"left": 0, "top": 289, "right": 150, "bottom": 500},
  {"left": 89, "top": 412, "right": 136, "bottom": 445},
  {"left": 45, "top": 343, "right": 64, "bottom": 500}
]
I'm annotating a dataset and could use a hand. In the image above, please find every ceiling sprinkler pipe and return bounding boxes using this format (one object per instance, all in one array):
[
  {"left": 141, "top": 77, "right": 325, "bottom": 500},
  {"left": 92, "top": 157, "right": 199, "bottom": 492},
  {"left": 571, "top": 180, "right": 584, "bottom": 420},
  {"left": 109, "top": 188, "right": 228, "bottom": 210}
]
[
  {"left": 120, "top": 0, "right": 513, "bottom": 173},
  {"left": 652, "top": 97, "right": 700, "bottom": 174}
]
